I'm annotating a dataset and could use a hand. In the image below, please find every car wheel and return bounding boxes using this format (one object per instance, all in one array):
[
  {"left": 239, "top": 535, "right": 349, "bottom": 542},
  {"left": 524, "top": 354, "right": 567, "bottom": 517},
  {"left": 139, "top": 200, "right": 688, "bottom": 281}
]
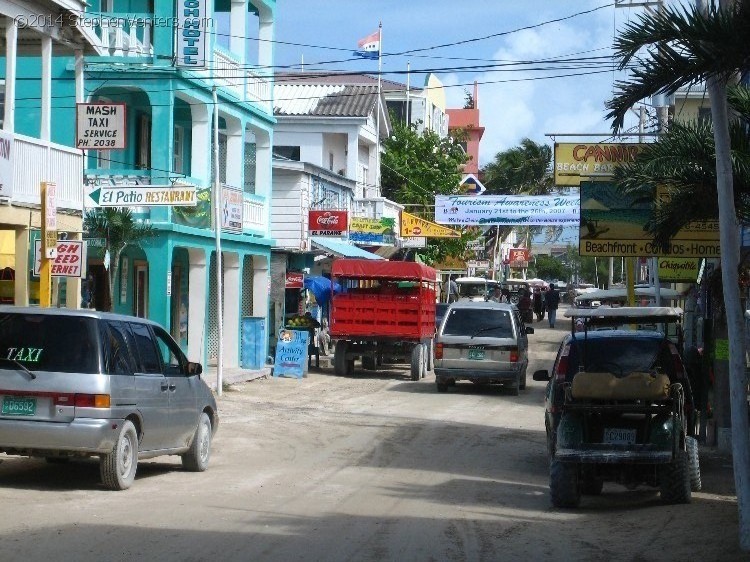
[
  {"left": 182, "top": 412, "right": 212, "bottom": 472},
  {"left": 550, "top": 459, "right": 580, "bottom": 508},
  {"left": 508, "top": 374, "right": 520, "bottom": 396},
  {"left": 334, "top": 341, "right": 352, "bottom": 377},
  {"left": 436, "top": 379, "right": 449, "bottom": 393},
  {"left": 425, "top": 339, "right": 434, "bottom": 373},
  {"left": 519, "top": 368, "right": 527, "bottom": 390},
  {"left": 410, "top": 344, "right": 424, "bottom": 381},
  {"left": 100, "top": 420, "right": 138, "bottom": 491},
  {"left": 659, "top": 450, "right": 692, "bottom": 504},
  {"left": 580, "top": 475, "right": 604, "bottom": 495},
  {"left": 686, "top": 436, "right": 702, "bottom": 492}
]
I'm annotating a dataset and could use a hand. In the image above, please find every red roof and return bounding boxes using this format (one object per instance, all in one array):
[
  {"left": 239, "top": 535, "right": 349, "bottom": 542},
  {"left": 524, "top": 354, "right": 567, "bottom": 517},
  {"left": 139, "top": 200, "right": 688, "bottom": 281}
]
[{"left": 331, "top": 259, "right": 438, "bottom": 282}]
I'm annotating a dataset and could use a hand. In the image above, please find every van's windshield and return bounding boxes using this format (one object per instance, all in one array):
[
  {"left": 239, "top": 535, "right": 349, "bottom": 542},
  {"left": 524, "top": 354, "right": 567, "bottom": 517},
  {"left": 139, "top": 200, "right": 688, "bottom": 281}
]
[{"left": 0, "top": 314, "right": 101, "bottom": 373}]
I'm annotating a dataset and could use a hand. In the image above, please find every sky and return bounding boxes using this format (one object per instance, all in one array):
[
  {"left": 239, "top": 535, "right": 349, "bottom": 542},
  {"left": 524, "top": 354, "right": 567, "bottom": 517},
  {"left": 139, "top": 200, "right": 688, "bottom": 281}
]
[{"left": 272, "top": 1, "right": 654, "bottom": 168}]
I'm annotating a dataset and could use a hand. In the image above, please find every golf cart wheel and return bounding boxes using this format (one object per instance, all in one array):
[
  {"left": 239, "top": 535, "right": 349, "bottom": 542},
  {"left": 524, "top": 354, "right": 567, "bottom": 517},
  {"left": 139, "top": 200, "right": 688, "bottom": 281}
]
[
  {"left": 550, "top": 459, "right": 580, "bottom": 508},
  {"left": 659, "top": 450, "right": 692, "bottom": 504}
]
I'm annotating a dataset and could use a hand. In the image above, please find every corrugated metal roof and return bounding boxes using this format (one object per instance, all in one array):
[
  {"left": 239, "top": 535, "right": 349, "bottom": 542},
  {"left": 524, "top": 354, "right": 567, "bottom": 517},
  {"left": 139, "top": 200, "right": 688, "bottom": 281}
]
[{"left": 274, "top": 84, "right": 379, "bottom": 118}]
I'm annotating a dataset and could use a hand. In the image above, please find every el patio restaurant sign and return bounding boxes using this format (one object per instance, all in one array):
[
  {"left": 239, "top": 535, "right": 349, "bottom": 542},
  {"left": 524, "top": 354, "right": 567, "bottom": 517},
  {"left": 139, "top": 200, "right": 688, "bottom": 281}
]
[
  {"left": 554, "top": 143, "right": 644, "bottom": 187},
  {"left": 434, "top": 195, "right": 579, "bottom": 226}
]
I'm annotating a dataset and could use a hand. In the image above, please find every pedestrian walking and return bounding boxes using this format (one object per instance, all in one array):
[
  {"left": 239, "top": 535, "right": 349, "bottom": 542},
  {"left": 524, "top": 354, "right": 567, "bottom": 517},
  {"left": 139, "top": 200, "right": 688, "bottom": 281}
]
[
  {"left": 446, "top": 276, "right": 458, "bottom": 303},
  {"left": 545, "top": 283, "right": 561, "bottom": 328},
  {"left": 533, "top": 288, "right": 544, "bottom": 322},
  {"left": 517, "top": 288, "right": 533, "bottom": 323}
]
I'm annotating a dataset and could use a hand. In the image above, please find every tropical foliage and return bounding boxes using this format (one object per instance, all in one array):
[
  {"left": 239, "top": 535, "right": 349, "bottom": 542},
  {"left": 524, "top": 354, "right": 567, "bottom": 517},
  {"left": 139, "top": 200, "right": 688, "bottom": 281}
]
[
  {"left": 83, "top": 208, "right": 154, "bottom": 311},
  {"left": 380, "top": 118, "right": 470, "bottom": 263}
]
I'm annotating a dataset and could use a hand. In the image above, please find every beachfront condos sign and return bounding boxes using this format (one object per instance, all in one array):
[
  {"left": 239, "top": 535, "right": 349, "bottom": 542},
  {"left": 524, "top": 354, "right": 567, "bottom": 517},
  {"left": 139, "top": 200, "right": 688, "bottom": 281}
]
[
  {"left": 434, "top": 195, "right": 579, "bottom": 226},
  {"left": 176, "top": 0, "right": 208, "bottom": 68}
]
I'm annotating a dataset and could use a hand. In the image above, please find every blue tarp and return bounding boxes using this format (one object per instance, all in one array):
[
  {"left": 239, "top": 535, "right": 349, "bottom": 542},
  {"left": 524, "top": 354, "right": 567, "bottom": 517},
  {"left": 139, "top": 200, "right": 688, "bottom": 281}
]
[{"left": 304, "top": 275, "right": 340, "bottom": 306}]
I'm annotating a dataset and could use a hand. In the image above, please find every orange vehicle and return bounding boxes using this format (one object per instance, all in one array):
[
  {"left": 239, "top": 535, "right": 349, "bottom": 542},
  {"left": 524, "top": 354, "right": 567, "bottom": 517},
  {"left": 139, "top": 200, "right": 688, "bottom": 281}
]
[{"left": 329, "top": 259, "right": 438, "bottom": 380}]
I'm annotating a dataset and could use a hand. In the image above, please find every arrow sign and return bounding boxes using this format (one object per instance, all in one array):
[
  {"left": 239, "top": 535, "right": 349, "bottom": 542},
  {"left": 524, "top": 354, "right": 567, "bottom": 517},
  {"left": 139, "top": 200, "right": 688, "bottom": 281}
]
[
  {"left": 400, "top": 211, "right": 460, "bottom": 238},
  {"left": 85, "top": 185, "right": 197, "bottom": 208}
]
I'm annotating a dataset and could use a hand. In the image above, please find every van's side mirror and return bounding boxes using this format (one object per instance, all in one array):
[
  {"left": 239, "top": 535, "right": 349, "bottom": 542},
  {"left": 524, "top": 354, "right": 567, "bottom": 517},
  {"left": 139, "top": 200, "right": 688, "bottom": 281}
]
[
  {"left": 525, "top": 326, "right": 535, "bottom": 335},
  {"left": 533, "top": 369, "right": 550, "bottom": 381},
  {"left": 186, "top": 362, "right": 203, "bottom": 376}
]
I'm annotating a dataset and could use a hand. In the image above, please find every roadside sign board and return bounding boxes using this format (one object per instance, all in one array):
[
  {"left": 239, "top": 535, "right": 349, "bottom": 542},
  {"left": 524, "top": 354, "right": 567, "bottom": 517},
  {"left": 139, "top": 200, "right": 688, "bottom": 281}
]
[
  {"left": 176, "top": 0, "right": 208, "bottom": 68},
  {"left": 84, "top": 237, "right": 107, "bottom": 248},
  {"left": 554, "top": 142, "right": 644, "bottom": 187},
  {"left": 273, "top": 329, "right": 309, "bottom": 379},
  {"left": 76, "top": 103, "right": 126, "bottom": 150},
  {"left": 42, "top": 182, "right": 57, "bottom": 258},
  {"left": 401, "top": 211, "right": 460, "bottom": 238},
  {"left": 85, "top": 185, "right": 197, "bottom": 208},
  {"left": 400, "top": 237, "right": 426, "bottom": 248},
  {"left": 0, "top": 130, "right": 14, "bottom": 198},
  {"left": 33, "top": 239, "right": 86, "bottom": 278},
  {"left": 221, "top": 185, "right": 243, "bottom": 232}
]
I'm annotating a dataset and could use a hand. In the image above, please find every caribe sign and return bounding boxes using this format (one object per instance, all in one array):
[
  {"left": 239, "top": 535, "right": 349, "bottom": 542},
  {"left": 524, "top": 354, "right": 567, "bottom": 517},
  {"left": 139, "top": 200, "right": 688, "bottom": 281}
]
[
  {"left": 308, "top": 210, "right": 348, "bottom": 236},
  {"left": 554, "top": 142, "right": 644, "bottom": 187}
]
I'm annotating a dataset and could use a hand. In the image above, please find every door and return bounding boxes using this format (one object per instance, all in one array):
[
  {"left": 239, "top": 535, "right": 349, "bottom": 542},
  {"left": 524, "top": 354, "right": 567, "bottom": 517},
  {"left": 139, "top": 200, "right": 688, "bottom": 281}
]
[
  {"left": 134, "top": 262, "right": 148, "bottom": 318},
  {"left": 128, "top": 321, "right": 170, "bottom": 451},
  {"left": 152, "top": 325, "right": 198, "bottom": 448}
]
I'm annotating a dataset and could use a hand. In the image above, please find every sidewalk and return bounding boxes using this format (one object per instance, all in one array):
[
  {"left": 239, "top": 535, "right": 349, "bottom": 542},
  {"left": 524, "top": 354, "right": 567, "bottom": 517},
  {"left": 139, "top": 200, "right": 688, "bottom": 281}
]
[{"left": 202, "top": 365, "right": 272, "bottom": 390}]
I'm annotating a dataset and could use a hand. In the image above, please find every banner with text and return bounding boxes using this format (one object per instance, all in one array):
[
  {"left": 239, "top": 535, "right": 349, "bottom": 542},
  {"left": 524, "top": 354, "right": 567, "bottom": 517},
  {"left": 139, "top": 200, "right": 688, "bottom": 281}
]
[
  {"left": 401, "top": 211, "right": 460, "bottom": 237},
  {"left": 349, "top": 217, "right": 396, "bottom": 245},
  {"left": 580, "top": 181, "right": 720, "bottom": 257},
  {"left": 434, "top": 195, "right": 579, "bottom": 226}
]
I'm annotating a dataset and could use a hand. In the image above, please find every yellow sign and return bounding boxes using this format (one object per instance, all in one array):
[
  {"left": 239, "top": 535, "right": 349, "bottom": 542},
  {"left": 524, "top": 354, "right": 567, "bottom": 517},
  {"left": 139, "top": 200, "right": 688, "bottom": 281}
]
[
  {"left": 401, "top": 211, "right": 460, "bottom": 238},
  {"left": 658, "top": 257, "right": 700, "bottom": 281},
  {"left": 580, "top": 182, "right": 720, "bottom": 257},
  {"left": 554, "top": 143, "right": 644, "bottom": 187}
]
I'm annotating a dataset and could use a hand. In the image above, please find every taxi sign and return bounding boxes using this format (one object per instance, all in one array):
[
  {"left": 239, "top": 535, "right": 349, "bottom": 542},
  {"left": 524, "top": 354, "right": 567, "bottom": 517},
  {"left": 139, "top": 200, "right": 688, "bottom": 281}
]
[{"left": 401, "top": 211, "right": 460, "bottom": 238}]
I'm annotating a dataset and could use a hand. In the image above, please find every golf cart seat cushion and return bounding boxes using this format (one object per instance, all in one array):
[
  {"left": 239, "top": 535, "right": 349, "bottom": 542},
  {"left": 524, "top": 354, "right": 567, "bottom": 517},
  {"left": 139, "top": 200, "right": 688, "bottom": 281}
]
[{"left": 571, "top": 371, "right": 671, "bottom": 400}]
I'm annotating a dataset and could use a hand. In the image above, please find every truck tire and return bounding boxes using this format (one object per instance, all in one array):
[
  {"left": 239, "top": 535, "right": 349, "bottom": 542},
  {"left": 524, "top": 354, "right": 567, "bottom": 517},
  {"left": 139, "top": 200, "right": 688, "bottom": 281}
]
[
  {"left": 334, "top": 341, "right": 352, "bottom": 377},
  {"left": 410, "top": 344, "right": 424, "bottom": 381},
  {"left": 659, "top": 450, "right": 692, "bottom": 504},
  {"left": 425, "top": 339, "right": 434, "bottom": 373},
  {"left": 686, "top": 436, "right": 702, "bottom": 492},
  {"left": 362, "top": 356, "right": 377, "bottom": 370},
  {"left": 550, "top": 459, "right": 580, "bottom": 508},
  {"left": 436, "top": 377, "right": 449, "bottom": 392}
]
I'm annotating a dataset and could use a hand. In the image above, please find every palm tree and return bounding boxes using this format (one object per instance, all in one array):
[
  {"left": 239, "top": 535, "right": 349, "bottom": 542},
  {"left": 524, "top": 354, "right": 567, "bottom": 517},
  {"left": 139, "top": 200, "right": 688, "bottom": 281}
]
[
  {"left": 613, "top": 86, "right": 750, "bottom": 248},
  {"left": 83, "top": 208, "right": 154, "bottom": 311},
  {"left": 481, "top": 139, "right": 559, "bottom": 275},
  {"left": 606, "top": 0, "right": 750, "bottom": 548}
]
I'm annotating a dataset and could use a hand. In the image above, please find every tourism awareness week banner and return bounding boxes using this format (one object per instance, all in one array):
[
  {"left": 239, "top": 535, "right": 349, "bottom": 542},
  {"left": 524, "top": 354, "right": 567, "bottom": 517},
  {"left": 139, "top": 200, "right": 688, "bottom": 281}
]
[{"left": 434, "top": 195, "right": 579, "bottom": 226}]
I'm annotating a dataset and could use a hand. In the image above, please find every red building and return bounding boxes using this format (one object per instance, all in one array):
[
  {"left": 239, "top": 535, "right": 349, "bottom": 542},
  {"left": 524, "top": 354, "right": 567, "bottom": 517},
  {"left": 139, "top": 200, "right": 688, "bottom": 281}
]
[{"left": 446, "top": 81, "right": 485, "bottom": 176}]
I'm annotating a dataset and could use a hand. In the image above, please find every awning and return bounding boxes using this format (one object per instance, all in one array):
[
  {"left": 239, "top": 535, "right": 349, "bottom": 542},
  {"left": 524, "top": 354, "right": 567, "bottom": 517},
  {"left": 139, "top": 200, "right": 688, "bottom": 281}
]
[{"left": 310, "top": 237, "right": 385, "bottom": 260}]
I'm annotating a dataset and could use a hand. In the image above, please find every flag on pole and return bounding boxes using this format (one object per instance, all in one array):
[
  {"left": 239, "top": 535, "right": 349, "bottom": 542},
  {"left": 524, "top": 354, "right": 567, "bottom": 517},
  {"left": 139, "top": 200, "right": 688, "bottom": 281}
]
[{"left": 354, "top": 29, "right": 380, "bottom": 60}]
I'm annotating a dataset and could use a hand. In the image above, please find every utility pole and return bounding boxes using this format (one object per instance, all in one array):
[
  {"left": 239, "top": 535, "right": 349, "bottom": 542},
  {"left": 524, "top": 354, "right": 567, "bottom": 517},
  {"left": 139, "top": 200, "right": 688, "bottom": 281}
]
[{"left": 212, "top": 86, "right": 224, "bottom": 396}]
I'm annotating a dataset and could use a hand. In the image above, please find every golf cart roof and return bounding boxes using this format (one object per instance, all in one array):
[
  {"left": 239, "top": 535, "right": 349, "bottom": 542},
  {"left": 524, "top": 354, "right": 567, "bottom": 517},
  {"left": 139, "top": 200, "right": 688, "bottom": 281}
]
[
  {"left": 455, "top": 277, "right": 499, "bottom": 285},
  {"left": 564, "top": 306, "right": 683, "bottom": 326},
  {"left": 574, "top": 287, "right": 682, "bottom": 304}
]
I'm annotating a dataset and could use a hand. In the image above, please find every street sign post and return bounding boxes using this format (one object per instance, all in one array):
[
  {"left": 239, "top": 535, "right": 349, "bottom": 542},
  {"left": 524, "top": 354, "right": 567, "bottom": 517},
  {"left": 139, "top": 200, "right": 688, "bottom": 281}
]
[{"left": 85, "top": 185, "right": 197, "bottom": 208}]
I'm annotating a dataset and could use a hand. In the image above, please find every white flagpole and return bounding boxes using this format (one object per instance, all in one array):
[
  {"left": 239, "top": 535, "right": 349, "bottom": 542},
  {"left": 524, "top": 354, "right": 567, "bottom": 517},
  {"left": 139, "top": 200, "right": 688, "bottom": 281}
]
[{"left": 375, "top": 22, "right": 382, "bottom": 198}]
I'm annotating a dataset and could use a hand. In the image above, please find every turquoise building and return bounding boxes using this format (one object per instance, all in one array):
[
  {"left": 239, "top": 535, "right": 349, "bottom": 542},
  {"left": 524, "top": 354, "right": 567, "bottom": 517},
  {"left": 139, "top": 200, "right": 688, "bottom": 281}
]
[{"left": 21, "top": 0, "right": 277, "bottom": 369}]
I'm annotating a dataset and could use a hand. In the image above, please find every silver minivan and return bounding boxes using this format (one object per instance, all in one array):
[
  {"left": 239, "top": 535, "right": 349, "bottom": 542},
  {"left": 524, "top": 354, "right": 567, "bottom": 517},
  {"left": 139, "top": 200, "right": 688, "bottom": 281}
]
[
  {"left": 0, "top": 307, "right": 218, "bottom": 490},
  {"left": 433, "top": 301, "right": 534, "bottom": 394}
]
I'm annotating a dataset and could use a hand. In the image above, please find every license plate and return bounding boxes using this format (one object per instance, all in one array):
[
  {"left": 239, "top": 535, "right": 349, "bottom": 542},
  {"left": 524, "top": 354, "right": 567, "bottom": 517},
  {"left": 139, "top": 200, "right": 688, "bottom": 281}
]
[
  {"left": 604, "top": 428, "right": 636, "bottom": 445},
  {"left": 468, "top": 349, "right": 485, "bottom": 360},
  {"left": 1, "top": 396, "right": 36, "bottom": 416}
]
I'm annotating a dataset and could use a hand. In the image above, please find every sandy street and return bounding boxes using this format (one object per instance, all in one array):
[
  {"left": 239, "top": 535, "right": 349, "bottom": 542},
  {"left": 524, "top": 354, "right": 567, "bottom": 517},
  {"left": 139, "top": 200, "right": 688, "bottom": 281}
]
[{"left": 0, "top": 317, "right": 745, "bottom": 561}]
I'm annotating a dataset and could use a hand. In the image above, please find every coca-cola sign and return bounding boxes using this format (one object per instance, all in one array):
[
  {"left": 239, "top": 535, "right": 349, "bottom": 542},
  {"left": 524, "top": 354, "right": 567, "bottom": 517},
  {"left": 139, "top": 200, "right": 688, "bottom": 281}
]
[
  {"left": 285, "top": 272, "right": 304, "bottom": 289},
  {"left": 309, "top": 210, "right": 348, "bottom": 235}
]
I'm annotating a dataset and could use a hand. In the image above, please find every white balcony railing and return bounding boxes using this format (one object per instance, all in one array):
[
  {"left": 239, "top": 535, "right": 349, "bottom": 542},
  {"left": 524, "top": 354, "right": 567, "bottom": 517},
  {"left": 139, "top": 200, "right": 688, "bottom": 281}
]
[
  {"left": 243, "top": 194, "right": 267, "bottom": 232},
  {"left": 11, "top": 134, "right": 83, "bottom": 211},
  {"left": 212, "top": 49, "right": 272, "bottom": 113},
  {"left": 353, "top": 197, "right": 404, "bottom": 221},
  {"left": 89, "top": 12, "right": 153, "bottom": 57}
]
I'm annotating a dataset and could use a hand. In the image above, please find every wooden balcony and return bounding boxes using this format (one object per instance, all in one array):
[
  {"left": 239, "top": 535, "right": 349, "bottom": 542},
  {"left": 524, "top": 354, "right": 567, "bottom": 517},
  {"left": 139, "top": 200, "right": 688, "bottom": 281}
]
[{"left": 87, "top": 12, "right": 154, "bottom": 57}]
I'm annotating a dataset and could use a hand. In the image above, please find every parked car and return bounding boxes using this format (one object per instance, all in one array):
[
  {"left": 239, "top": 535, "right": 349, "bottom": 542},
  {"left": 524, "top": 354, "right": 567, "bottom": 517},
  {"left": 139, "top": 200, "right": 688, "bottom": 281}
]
[
  {"left": 434, "top": 300, "right": 534, "bottom": 394},
  {"left": 533, "top": 307, "right": 699, "bottom": 507},
  {"left": 0, "top": 307, "right": 218, "bottom": 490},
  {"left": 454, "top": 276, "right": 500, "bottom": 302},
  {"left": 501, "top": 279, "right": 530, "bottom": 304}
]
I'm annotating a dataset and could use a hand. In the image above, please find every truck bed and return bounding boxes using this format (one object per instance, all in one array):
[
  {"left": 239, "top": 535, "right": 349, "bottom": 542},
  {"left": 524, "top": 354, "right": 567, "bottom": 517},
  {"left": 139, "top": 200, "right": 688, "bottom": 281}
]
[{"left": 330, "top": 292, "right": 435, "bottom": 340}]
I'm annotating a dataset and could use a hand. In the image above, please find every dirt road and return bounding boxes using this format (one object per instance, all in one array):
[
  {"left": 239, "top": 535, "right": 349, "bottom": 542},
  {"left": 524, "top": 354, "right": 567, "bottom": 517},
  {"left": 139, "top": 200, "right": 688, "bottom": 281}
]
[{"left": 0, "top": 319, "right": 744, "bottom": 561}]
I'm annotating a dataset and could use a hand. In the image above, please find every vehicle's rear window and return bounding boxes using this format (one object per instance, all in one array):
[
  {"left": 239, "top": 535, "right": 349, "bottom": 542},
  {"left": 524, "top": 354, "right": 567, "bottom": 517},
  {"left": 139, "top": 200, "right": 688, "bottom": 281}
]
[
  {"left": 568, "top": 337, "right": 672, "bottom": 379},
  {"left": 0, "top": 313, "right": 100, "bottom": 373},
  {"left": 442, "top": 308, "right": 514, "bottom": 338}
]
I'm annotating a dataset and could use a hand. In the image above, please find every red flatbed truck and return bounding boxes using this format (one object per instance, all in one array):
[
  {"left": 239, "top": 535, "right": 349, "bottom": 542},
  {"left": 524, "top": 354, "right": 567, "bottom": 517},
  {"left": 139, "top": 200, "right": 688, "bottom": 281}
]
[{"left": 329, "top": 259, "right": 438, "bottom": 380}]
